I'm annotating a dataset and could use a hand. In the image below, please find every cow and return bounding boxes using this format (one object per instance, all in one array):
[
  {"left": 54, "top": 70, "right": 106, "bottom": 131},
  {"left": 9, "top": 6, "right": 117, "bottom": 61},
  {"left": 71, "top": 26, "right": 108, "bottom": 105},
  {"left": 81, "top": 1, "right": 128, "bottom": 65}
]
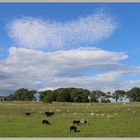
[
  {"left": 107, "top": 115, "right": 113, "bottom": 120},
  {"left": 25, "top": 112, "right": 31, "bottom": 116},
  {"left": 73, "top": 119, "right": 89, "bottom": 125},
  {"left": 73, "top": 120, "right": 81, "bottom": 125},
  {"left": 42, "top": 120, "right": 50, "bottom": 125},
  {"left": 45, "top": 112, "right": 55, "bottom": 117},
  {"left": 70, "top": 126, "right": 77, "bottom": 132}
]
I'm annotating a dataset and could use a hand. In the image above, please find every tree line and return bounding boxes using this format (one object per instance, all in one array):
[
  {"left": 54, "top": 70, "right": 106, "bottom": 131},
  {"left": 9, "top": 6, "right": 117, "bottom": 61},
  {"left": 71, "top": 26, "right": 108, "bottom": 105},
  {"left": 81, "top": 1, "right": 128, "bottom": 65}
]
[{"left": 3, "top": 87, "right": 140, "bottom": 103}]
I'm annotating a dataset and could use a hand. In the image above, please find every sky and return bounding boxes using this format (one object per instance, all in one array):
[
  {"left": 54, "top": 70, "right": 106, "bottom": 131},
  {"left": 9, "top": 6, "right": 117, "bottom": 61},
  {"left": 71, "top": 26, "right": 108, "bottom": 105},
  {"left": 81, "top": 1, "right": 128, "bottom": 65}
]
[{"left": 0, "top": 3, "right": 140, "bottom": 93}]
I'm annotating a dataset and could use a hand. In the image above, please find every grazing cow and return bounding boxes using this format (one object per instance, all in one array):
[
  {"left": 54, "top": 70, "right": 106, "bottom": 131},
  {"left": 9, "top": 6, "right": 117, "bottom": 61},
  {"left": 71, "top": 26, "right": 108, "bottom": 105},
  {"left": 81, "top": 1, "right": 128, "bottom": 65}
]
[
  {"left": 107, "top": 115, "right": 113, "bottom": 120},
  {"left": 70, "top": 126, "right": 77, "bottom": 132},
  {"left": 73, "top": 119, "right": 89, "bottom": 125},
  {"left": 42, "top": 120, "right": 50, "bottom": 125},
  {"left": 73, "top": 120, "right": 81, "bottom": 125},
  {"left": 25, "top": 112, "right": 31, "bottom": 116},
  {"left": 45, "top": 112, "right": 54, "bottom": 117}
]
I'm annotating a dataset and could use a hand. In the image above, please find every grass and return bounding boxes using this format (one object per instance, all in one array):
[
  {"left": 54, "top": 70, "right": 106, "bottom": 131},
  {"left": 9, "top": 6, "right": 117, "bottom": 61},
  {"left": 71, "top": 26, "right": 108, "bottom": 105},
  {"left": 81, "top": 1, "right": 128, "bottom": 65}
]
[{"left": 0, "top": 101, "right": 139, "bottom": 137}]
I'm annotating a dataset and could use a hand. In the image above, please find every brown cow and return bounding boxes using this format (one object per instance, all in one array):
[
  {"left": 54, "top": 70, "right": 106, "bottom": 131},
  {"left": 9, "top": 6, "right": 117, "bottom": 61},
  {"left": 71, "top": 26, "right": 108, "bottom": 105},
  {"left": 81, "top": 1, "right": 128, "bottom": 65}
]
[{"left": 107, "top": 115, "right": 113, "bottom": 120}]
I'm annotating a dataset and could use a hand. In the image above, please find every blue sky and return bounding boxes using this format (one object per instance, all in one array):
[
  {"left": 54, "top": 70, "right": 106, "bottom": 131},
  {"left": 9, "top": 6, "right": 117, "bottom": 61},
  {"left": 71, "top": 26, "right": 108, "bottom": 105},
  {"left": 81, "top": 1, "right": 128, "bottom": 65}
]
[{"left": 0, "top": 3, "right": 140, "bottom": 92}]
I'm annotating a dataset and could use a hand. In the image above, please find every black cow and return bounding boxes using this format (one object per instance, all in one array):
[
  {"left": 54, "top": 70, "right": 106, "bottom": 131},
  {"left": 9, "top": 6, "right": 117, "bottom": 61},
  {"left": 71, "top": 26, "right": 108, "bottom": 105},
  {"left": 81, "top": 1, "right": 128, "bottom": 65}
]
[
  {"left": 70, "top": 126, "right": 77, "bottom": 132},
  {"left": 73, "top": 120, "right": 81, "bottom": 125},
  {"left": 42, "top": 120, "right": 50, "bottom": 125},
  {"left": 25, "top": 112, "right": 31, "bottom": 116},
  {"left": 45, "top": 112, "right": 54, "bottom": 117}
]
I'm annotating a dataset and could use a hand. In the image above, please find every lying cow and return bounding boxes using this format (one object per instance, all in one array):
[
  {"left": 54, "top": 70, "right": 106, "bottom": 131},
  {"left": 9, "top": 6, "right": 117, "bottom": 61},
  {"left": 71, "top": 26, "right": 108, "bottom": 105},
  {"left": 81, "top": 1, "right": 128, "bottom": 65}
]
[
  {"left": 45, "top": 112, "right": 54, "bottom": 117},
  {"left": 25, "top": 112, "right": 31, "bottom": 116},
  {"left": 70, "top": 126, "right": 77, "bottom": 132},
  {"left": 42, "top": 120, "right": 50, "bottom": 125}
]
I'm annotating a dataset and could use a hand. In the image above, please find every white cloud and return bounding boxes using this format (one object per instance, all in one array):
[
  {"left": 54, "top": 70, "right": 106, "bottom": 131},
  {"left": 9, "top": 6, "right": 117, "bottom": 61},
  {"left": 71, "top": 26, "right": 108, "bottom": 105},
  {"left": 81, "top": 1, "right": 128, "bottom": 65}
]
[
  {"left": 2, "top": 12, "right": 140, "bottom": 92},
  {"left": 7, "top": 12, "right": 116, "bottom": 49},
  {"left": 1, "top": 47, "right": 138, "bottom": 91}
]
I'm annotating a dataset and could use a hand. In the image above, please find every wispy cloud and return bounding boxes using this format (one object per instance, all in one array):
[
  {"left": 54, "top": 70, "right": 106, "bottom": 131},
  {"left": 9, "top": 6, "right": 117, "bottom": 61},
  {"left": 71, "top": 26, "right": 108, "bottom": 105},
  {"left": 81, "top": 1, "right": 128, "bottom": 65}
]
[{"left": 7, "top": 12, "right": 116, "bottom": 49}]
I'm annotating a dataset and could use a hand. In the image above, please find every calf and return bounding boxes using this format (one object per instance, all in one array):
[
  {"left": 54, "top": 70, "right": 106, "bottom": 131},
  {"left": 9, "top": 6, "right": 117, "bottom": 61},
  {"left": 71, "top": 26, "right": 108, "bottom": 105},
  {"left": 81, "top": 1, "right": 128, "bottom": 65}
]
[
  {"left": 42, "top": 120, "right": 50, "bottom": 125},
  {"left": 70, "top": 126, "right": 77, "bottom": 132},
  {"left": 25, "top": 112, "right": 31, "bottom": 116},
  {"left": 45, "top": 112, "right": 54, "bottom": 117}
]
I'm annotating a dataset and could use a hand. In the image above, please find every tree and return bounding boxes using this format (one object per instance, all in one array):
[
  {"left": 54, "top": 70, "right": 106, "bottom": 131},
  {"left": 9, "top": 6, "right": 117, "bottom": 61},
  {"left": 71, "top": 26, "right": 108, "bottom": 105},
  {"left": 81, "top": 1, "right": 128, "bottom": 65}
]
[
  {"left": 127, "top": 87, "right": 140, "bottom": 102},
  {"left": 80, "top": 89, "right": 90, "bottom": 102},
  {"left": 112, "top": 90, "right": 120, "bottom": 103},
  {"left": 113, "top": 90, "right": 126, "bottom": 103},
  {"left": 70, "top": 88, "right": 90, "bottom": 102},
  {"left": 6, "top": 88, "right": 36, "bottom": 101},
  {"left": 101, "top": 98, "right": 111, "bottom": 103},
  {"left": 42, "top": 90, "right": 56, "bottom": 103},
  {"left": 88, "top": 92, "right": 98, "bottom": 103},
  {"left": 55, "top": 88, "right": 71, "bottom": 102}
]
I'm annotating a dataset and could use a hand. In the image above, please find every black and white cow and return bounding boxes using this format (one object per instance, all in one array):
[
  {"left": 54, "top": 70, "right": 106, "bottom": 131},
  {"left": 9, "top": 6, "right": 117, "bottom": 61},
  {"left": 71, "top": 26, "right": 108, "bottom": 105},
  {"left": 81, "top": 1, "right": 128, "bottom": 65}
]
[{"left": 73, "top": 119, "right": 89, "bottom": 125}]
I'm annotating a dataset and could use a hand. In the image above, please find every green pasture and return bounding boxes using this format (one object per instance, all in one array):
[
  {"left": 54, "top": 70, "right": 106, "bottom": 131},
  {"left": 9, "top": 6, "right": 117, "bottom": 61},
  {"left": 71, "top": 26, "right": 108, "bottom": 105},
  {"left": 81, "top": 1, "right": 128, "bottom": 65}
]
[{"left": 0, "top": 101, "right": 140, "bottom": 137}]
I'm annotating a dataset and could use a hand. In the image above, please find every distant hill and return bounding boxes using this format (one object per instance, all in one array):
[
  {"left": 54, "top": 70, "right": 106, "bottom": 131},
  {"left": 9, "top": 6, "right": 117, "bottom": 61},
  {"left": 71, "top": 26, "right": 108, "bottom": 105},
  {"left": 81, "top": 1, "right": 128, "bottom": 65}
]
[{"left": 0, "top": 90, "right": 15, "bottom": 96}]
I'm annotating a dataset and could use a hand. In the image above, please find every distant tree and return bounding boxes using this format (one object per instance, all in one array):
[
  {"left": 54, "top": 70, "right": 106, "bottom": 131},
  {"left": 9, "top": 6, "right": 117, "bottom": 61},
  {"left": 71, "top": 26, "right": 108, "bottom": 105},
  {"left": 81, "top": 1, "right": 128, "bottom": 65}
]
[
  {"left": 42, "top": 90, "right": 56, "bottom": 103},
  {"left": 5, "top": 86, "right": 140, "bottom": 103},
  {"left": 55, "top": 88, "right": 71, "bottom": 102},
  {"left": 5, "top": 88, "right": 36, "bottom": 101},
  {"left": 70, "top": 88, "right": 90, "bottom": 102},
  {"left": 80, "top": 89, "right": 90, "bottom": 102},
  {"left": 127, "top": 87, "right": 140, "bottom": 102},
  {"left": 100, "top": 98, "right": 111, "bottom": 103},
  {"left": 106, "top": 92, "right": 112, "bottom": 98},
  {"left": 70, "top": 88, "right": 79, "bottom": 102},
  {"left": 39, "top": 91, "right": 46, "bottom": 101},
  {"left": 88, "top": 92, "right": 98, "bottom": 103},
  {"left": 112, "top": 90, "right": 120, "bottom": 103},
  {"left": 113, "top": 90, "right": 126, "bottom": 103}
]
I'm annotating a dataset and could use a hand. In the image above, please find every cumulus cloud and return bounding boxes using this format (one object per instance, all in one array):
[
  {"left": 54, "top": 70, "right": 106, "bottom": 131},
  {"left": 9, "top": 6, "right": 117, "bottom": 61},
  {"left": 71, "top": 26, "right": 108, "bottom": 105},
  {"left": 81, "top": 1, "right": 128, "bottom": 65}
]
[
  {"left": 0, "top": 47, "right": 139, "bottom": 91},
  {"left": 2, "top": 47, "right": 128, "bottom": 76},
  {"left": 7, "top": 12, "right": 116, "bottom": 49}
]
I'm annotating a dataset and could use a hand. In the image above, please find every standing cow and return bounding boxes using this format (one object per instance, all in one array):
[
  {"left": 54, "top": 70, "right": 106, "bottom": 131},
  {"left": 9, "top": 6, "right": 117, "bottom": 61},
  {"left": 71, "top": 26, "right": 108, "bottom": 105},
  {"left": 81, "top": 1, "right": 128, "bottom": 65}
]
[
  {"left": 25, "top": 112, "right": 31, "bottom": 116},
  {"left": 73, "top": 120, "right": 81, "bottom": 125},
  {"left": 45, "top": 112, "right": 55, "bottom": 117}
]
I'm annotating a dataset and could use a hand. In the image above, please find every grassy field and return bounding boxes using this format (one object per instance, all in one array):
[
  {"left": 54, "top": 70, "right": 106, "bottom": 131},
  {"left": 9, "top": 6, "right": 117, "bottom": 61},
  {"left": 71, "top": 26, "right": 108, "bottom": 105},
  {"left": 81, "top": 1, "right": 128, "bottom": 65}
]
[{"left": 0, "top": 101, "right": 140, "bottom": 137}]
